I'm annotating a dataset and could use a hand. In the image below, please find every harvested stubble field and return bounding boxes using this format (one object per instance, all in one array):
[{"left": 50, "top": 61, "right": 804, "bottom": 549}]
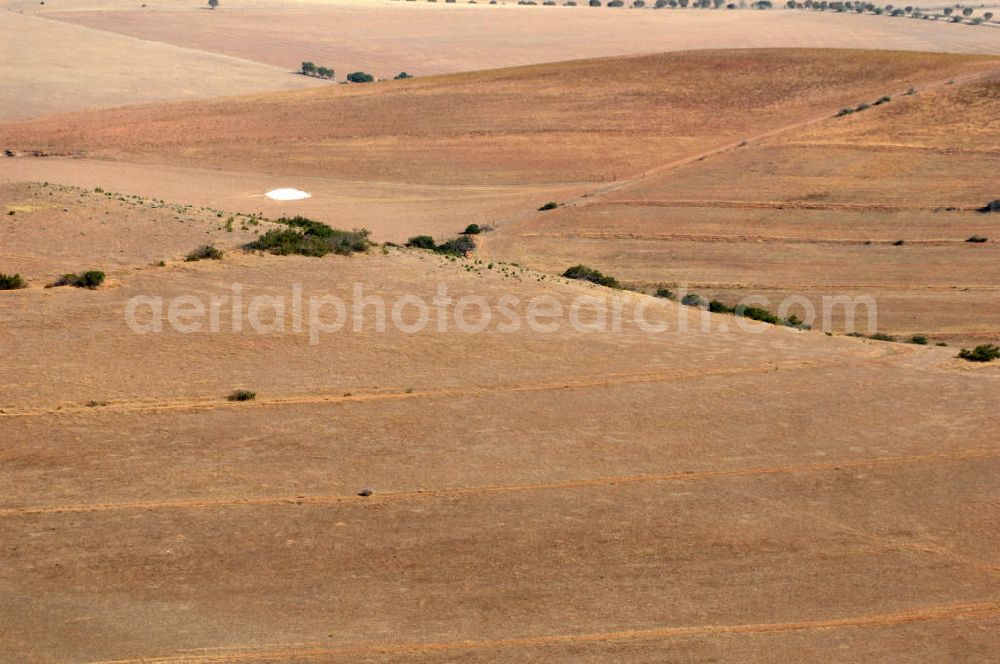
[
  {"left": 481, "top": 65, "right": 1000, "bottom": 343},
  {"left": 36, "top": 0, "right": 1000, "bottom": 82},
  {"left": 2, "top": 186, "right": 1000, "bottom": 659},
  {"left": 2, "top": 9, "right": 1000, "bottom": 659}
]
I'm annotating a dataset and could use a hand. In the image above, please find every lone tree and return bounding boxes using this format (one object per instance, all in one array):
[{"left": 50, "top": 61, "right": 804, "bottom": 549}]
[
  {"left": 208, "top": 0, "right": 218, "bottom": 8},
  {"left": 301, "top": 61, "right": 317, "bottom": 76}
]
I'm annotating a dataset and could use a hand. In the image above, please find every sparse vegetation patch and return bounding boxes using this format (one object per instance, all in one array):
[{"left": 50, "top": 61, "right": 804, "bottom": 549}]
[{"left": 185, "top": 245, "right": 223, "bottom": 261}]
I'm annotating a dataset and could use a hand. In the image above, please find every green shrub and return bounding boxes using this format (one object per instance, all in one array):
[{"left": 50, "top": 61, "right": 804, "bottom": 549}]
[
  {"left": 892, "top": 239, "right": 905, "bottom": 246},
  {"left": 185, "top": 245, "right": 223, "bottom": 261},
  {"left": 346, "top": 71, "right": 375, "bottom": 83},
  {"left": 784, "top": 314, "right": 809, "bottom": 329},
  {"left": 395, "top": 72, "right": 413, "bottom": 79},
  {"left": 227, "top": 389, "right": 257, "bottom": 402},
  {"left": 52, "top": 271, "right": 105, "bottom": 289},
  {"left": 868, "top": 332, "right": 896, "bottom": 342},
  {"left": 247, "top": 218, "right": 369, "bottom": 257},
  {"left": 0, "top": 273, "right": 26, "bottom": 290},
  {"left": 709, "top": 299, "right": 733, "bottom": 314},
  {"left": 681, "top": 293, "right": 705, "bottom": 307},
  {"left": 406, "top": 235, "right": 437, "bottom": 250},
  {"left": 734, "top": 305, "right": 781, "bottom": 325},
  {"left": 436, "top": 235, "right": 477, "bottom": 256},
  {"left": 966, "top": 235, "right": 988, "bottom": 243},
  {"left": 463, "top": 223, "right": 483, "bottom": 235},
  {"left": 909, "top": 334, "right": 928, "bottom": 345},
  {"left": 836, "top": 107, "right": 855, "bottom": 117},
  {"left": 958, "top": 344, "right": 1000, "bottom": 362},
  {"left": 562, "top": 264, "right": 620, "bottom": 289},
  {"left": 654, "top": 287, "right": 674, "bottom": 299},
  {"left": 538, "top": 201, "right": 559, "bottom": 211},
  {"left": 873, "top": 95, "right": 891, "bottom": 105}
]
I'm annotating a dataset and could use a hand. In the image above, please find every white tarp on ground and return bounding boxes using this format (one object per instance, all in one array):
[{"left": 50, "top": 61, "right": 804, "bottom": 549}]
[{"left": 265, "top": 188, "right": 311, "bottom": 201}]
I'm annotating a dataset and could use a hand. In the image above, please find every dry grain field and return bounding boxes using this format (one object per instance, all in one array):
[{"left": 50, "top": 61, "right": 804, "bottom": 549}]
[{"left": 1, "top": 0, "right": 999, "bottom": 661}]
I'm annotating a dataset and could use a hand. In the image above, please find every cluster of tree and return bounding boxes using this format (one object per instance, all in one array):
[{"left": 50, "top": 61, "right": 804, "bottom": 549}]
[
  {"left": 301, "top": 62, "right": 335, "bottom": 79},
  {"left": 346, "top": 71, "right": 375, "bottom": 83},
  {"left": 782, "top": 1, "right": 993, "bottom": 21}
]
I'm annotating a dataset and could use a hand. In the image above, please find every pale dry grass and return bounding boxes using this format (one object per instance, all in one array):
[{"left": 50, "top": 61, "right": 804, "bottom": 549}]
[{"left": 0, "top": 11, "right": 321, "bottom": 121}]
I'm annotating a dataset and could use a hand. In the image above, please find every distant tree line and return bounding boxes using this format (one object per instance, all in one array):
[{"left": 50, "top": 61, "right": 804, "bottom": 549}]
[{"left": 299, "top": 64, "right": 413, "bottom": 83}]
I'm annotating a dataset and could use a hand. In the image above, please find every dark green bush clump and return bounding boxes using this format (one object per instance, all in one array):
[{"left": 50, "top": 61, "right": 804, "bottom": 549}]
[
  {"left": 868, "top": 332, "right": 896, "bottom": 342},
  {"left": 980, "top": 200, "right": 1000, "bottom": 213},
  {"left": 227, "top": 389, "right": 257, "bottom": 402},
  {"left": 248, "top": 218, "right": 369, "bottom": 257},
  {"left": 735, "top": 305, "right": 782, "bottom": 325},
  {"left": 562, "top": 265, "right": 620, "bottom": 289},
  {"left": 708, "top": 300, "right": 732, "bottom": 314},
  {"left": 538, "top": 201, "right": 559, "bottom": 211},
  {"left": 185, "top": 245, "right": 223, "bottom": 261},
  {"left": 910, "top": 335, "right": 928, "bottom": 345},
  {"left": 52, "top": 271, "right": 105, "bottom": 289},
  {"left": 654, "top": 287, "right": 674, "bottom": 299},
  {"left": 958, "top": 344, "right": 1000, "bottom": 362},
  {"left": 463, "top": 224, "right": 483, "bottom": 235},
  {"left": 346, "top": 71, "right": 375, "bottom": 83},
  {"left": 681, "top": 293, "right": 705, "bottom": 307},
  {"left": 966, "top": 235, "right": 988, "bottom": 243},
  {"left": 406, "top": 235, "right": 437, "bottom": 250},
  {"left": 406, "top": 234, "right": 476, "bottom": 256},
  {"left": 436, "top": 236, "right": 477, "bottom": 257},
  {"left": 0, "top": 273, "right": 26, "bottom": 290}
]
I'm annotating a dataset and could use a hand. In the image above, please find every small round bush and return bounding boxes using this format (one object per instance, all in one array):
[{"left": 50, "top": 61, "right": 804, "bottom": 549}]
[{"left": 228, "top": 389, "right": 257, "bottom": 402}]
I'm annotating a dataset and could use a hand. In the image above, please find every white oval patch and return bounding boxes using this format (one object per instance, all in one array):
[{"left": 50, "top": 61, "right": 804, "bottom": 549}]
[{"left": 265, "top": 188, "right": 312, "bottom": 201}]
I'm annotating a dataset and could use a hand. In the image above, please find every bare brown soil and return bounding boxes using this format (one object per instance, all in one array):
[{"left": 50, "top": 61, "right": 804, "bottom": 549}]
[{"left": 2, "top": 189, "right": 999, "bottom": 659}]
